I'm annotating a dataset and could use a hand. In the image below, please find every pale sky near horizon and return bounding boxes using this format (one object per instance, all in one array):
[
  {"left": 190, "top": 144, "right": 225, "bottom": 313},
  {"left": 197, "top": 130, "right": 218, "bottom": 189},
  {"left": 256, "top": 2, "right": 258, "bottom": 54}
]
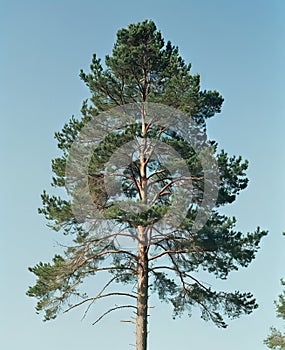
[{"left": 1, "top": 1, "right": 285, "bottom": 349}]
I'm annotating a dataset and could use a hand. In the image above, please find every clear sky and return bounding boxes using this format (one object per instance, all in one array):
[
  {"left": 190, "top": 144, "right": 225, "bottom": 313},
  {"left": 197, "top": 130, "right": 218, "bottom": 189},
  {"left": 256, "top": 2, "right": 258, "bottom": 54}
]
[{"left": 1, "top": 1, "right": 284, "bottom": 349}]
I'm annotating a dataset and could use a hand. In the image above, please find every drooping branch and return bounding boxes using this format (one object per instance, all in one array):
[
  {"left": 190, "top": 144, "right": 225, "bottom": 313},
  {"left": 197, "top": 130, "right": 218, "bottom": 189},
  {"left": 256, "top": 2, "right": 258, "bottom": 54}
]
[
  {"left": 95, "top": 249, "right": 138, "bottom": 261},
  {"left": 81, "top": 272, "right": 137, "bottom": 321},
  {"left": 97, "top": 272, "right": 137, "bottom": 297},
  {"left": 77, "top": 266, "right": 137, "bottom": 275},
  {"left": 64, "top": 292, "right": 137, "bottom": 314},
  {"left": 69, "top": 249, "right": 138, "bottom": 270},
  {"left": 150, "top": 265, "right": 209, "bottom": 292},
  {"left": 92, "top": 305, "right": 137, "bottom": 325},
  {"left": 80, "top": 231, "right": 139, "bottom": 246}
]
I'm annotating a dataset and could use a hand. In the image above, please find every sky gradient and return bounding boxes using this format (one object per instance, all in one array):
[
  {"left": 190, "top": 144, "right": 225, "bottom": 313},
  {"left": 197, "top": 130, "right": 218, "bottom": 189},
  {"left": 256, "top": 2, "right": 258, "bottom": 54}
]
[{"left": 1, "top": 1, "right": 285, "bottom": 349}]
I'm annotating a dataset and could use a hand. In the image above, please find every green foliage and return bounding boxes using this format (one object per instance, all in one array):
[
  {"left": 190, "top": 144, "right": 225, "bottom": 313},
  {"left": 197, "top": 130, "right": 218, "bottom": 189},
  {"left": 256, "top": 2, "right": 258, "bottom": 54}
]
[
  {"left": 27, "top": 255, "right": 81, "bottom": 321},
  {"left": 265, "top": 278, "right": 285, "bottom": 349},
  {"left": 265, "top": 328, "right": 285, "bottom": 350},
  {"left": 27, "top": 20, "right": 267, "bottom": 330}
]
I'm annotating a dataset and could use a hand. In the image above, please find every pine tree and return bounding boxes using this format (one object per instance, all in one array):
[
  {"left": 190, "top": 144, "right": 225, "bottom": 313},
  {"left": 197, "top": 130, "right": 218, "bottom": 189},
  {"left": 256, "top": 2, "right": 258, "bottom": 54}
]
[
  {"left": 264, "top": 275, "right": 285, "bottom": 349},
  {"left": 27, "top": 20, "right": 267, "bottom": 350}
]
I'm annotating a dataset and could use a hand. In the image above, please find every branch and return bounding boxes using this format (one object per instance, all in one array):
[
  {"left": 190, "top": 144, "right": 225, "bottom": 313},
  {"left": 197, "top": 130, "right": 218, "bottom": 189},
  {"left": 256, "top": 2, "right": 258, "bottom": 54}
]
[
  {"left": 81, "top": 265, "right": 137, "bottom": 275},
  {"left": 92, "top": 305, "right": 137, "bottom": 325},
  {"left": 81, "top": 231, "right": 139, "bottom": 246},
  {"left": 64, "top": 292, "right": 137, "bottom": 314},
  {"left": 150, "top": 176, "right": 203, "bottom": 204},
  {"left": 104, "top": 172, "right": 134, "bottom": 181},
  {"left": 96, "top": 249, "right": 138, "bottom": 261},
  {"left": 80, "top": 272, "right": 136, "bottom": 321},
  {"left": 129, "top": 159, "right": 142, "bottom": 198},
  {"left": 72, "top": 249, "right": 138, "bottom": 269},
  {"left": 146, "top": 168, "right": 167, "bottom": 181},
  {"left": 154, "top": 242, "right": 213, "bottom": 305},
  {"left": 98, "top": 80, "right": 121, "bottom": 106},
  {"left": 143, "top": 142, "right": 156, "bottom": 167},
  {"left": 98, "top": 272, "right": 136, "bottom": 297},
  {"left": 149, "top": 249, "right": 187, "bottom": 261},
  {"left": 150, "top": 265, "right": 209, "bottom": 291}
]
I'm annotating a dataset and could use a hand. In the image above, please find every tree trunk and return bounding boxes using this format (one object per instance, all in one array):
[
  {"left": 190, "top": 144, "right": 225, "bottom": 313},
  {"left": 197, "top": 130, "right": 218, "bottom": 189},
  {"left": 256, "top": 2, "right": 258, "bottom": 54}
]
[
  {"left": 136, "top": 102, "right": 149, "bottom": 350},
  {"left": 136, "top": 226, "right": 149, "bottom": 350}
]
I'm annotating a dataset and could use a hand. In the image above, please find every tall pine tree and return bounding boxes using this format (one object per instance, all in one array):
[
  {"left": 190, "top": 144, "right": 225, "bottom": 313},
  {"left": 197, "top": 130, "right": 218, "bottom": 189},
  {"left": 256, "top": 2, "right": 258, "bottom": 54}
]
[{"left": 27, "top": 20, "right": 267, "bottom": 350}]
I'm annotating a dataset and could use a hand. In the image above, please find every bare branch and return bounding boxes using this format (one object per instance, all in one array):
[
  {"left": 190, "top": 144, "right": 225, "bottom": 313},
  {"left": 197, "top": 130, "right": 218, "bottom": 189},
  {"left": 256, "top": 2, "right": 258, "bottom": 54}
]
[
  {"left": 146, "top": 168, "right": 167, "bottom": 181},
  {"left": 80, "top": 231, "right": 139, "bottom": 246},
  {"left": 96, "top": 249, "right": 138, "bottom": 261},
  {"left": 80, "top": 272, "right": 136, "bottom": 320},
  {"left": 98, "top": 272, "right": 136, "bottom": 296},
  {"left": 120, "top": 319, "right": 136, "bottom": 324},
  {"left": 92, "top": 305, "right": 137, "bottom": 325},
  {"left": 70, "top": 248, "right": 138, "bottom": 270},
  {"left": 64, "top": 292, "right": 137, "bottom": 314}
]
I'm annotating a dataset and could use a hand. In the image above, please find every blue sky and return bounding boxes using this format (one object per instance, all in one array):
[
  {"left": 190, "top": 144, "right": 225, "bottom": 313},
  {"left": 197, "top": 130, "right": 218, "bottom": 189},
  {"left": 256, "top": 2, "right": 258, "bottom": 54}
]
[{"left": 1, "top": 1, "right": 284, "bottom": 349}]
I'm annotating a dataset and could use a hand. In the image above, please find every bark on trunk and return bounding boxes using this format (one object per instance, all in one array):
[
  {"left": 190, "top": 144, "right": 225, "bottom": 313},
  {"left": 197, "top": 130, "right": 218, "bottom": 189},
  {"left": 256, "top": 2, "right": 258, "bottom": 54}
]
[
  {"left": 136, "top": 226, "right": 149, "bottom": 350},
  {"left": 136, "top": 102, "right": 149, "bottom": 350}
]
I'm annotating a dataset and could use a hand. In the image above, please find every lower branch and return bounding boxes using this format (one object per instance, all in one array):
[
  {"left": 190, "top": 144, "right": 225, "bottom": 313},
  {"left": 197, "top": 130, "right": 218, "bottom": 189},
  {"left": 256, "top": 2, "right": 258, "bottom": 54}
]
[
  {"left": 64, "top": 292, "right": 137, "bottom": 314},
  {"left": 93, "top": 305, "right": 137, "bottom": 325}
]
